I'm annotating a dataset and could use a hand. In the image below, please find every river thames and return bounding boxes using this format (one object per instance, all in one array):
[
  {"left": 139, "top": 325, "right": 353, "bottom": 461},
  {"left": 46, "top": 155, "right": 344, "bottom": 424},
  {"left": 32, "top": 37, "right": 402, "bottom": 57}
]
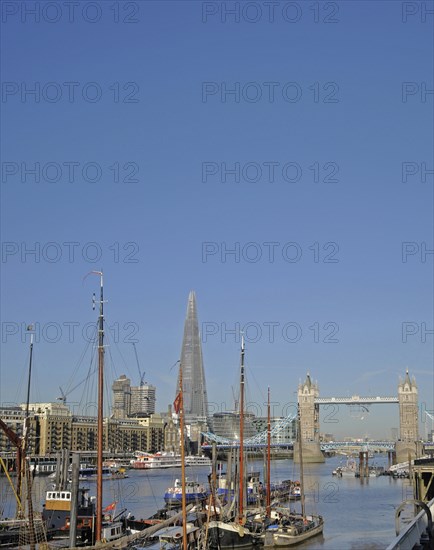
[{"left": 0, "top": 454, "right": 410, "bottom": 549}]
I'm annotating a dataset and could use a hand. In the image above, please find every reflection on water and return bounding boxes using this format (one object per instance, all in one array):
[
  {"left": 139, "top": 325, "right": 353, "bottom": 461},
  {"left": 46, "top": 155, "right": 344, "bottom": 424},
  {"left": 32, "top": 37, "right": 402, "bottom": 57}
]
[{"left": 0, "top": 454, "right": 408, "bottom": 549}]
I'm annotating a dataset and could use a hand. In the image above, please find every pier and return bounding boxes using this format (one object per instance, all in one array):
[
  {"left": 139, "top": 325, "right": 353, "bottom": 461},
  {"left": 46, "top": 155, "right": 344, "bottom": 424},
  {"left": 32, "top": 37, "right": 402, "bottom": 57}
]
[
  {"left": 386, "top": 496, "right": 434, "bottom": 549},
  {"left": 386, "top": 457, "right": 434, "bottom": 549}
]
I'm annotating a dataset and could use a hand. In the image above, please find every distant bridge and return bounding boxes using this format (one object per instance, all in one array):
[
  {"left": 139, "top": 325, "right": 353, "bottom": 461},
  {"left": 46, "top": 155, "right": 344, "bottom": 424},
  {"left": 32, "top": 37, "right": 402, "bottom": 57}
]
[
  {"left": 201, "top": 442, "right": 293, "bottom": 451},
  {"left": 316, "top": 396, "right": 399, "bottom": 405},
  {"left": 321, "top": 441, "right": 396, "bottom": 451},
  {"left": 201, "top": 441, "right": 396, "bottom": 452},
  {"left": 201, "top": 440, "right": 434, "bottom": 453}
]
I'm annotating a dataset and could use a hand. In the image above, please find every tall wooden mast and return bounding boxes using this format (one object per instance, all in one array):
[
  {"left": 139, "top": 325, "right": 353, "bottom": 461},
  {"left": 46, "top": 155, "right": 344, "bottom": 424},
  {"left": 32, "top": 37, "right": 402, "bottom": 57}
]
[
  {"left": 238, "top": 335, "right": 245, "bottom": 523},
  {"left": 24, "top": 326, "right": 36, "bottom": 550},
  {"left": 266, "top": 386, "right": 271, "bottom": 518},
  {"left": 178, "top": 364, "right": 188, "bottom": 550},
  {"left": 297, "top": 405, "right": 306, "bottom": 519},
  {"left": 93, "top": 271, "right": 104, "bottom": 542}
]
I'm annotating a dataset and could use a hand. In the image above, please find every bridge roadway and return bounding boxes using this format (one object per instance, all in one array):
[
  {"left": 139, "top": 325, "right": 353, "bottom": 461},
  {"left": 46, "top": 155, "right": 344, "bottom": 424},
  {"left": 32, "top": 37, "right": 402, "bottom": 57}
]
[
  {"left": 201, "top": 441, "right": 401, "bottom": 451},
  {"left": 201, "top": 441, "right": 434, "bottom": 452},
  {"left": 316, "top": 396, "right": 399, "bottom": 404}
]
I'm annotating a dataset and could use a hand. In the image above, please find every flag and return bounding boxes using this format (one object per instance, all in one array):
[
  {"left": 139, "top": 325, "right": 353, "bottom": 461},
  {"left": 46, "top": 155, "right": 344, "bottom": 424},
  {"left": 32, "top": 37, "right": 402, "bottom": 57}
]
[
  {"left": 103, "top": 501, "right": 117, "bottom": 512},
  {"left": 173, "top": 392, "right": 182, "bottom": 414}
]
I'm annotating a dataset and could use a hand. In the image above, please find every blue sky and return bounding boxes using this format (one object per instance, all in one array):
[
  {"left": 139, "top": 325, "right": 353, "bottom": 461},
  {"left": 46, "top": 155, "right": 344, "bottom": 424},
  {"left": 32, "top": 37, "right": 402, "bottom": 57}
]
[{"left": 1, "top": 1, "right": 433, "bottom": 439}]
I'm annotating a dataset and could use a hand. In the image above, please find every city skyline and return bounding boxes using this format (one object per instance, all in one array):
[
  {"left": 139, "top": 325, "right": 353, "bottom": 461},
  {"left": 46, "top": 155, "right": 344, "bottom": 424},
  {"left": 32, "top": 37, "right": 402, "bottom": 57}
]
[{"left": 0, "top": 284, "right": 432, "bottom": 440}]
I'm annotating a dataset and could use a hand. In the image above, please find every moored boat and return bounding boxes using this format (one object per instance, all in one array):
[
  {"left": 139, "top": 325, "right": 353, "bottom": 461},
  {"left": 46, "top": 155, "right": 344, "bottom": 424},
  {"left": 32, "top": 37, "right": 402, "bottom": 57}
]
[
  {"left": 216, "top": 471, "right": 265, "bottom": 507},
  {"left": 77, "top": 464, "right": 128, "bottom": 480},
  {"left": 164, "top": 478, "right": 209, "bottom": 506},
  {"left": 287, "top": 482, "right": 301, "bottom": 501},
  {"left": 332, "top": 456, "right": 357, "bottom": 477},
  {"left": 207, "top": 338, "right": 266, "bottom": 549},
  {"left": 264, "top": 513, "right": 324, "bottom": 546},
  {"left": 29, "top": 458, "right": 58, "bottom": 475},
  {"left": 131, "top": 451, "right": 182, "bottom": 469},
  {"left": 43, "top": 487, "right": 94, "bottom": 541},
  {"left": 185, "top": 454, "right": 212, "bottom": 466},
  {"left": 126, "top": 507, "right": 174, "bottom": 533},
  {"left": 42, "top": 484, "right": 127, "bottom": 544},
  {"left": 207, "top": 519, "right": 263, "bottom": 549},
  {"left": 263, "top": 406, "right": 324, "bottom": 547}
]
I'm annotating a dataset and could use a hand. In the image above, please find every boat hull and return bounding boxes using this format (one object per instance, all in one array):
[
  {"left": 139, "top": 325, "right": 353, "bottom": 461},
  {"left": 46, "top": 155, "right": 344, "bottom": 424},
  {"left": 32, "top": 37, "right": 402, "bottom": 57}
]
[
  {"left": 207, "top": 520, "right": 262, "bottom": 549},
  {"left": 0, "top": 518, "right": 48, "bottom": 548},
  {"left": 264, "top": 517, "right": 324, "bottom": 546},
  {"left": 164, "top": 492, "right": 208, "bottom": 506}
]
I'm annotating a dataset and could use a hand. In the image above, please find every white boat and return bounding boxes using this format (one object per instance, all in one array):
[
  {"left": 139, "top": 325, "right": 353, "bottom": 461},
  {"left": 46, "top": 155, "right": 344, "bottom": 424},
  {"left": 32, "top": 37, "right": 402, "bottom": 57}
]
[
  {"left": 29, "top": 458, "right": 58, "bottom": 475},
  {"left": 131, "top": 452, "right": 209, "bottom": 469},
  {"left": 131, "top": 451, "right": 182, "bottom": 469},
  {"left": 332, "top": 456, "right": 357, "bottom": 477},
  {"left": 265, "top": 513, "right": 324, "bottom": 546},
  {"left": 185, "top": 454, "right": 211, "bottom": 466}
]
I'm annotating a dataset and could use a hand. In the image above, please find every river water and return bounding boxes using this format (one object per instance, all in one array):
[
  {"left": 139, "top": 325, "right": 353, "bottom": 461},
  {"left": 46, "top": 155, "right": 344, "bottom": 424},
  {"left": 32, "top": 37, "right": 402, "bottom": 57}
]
[{"left": 0, "top": 454, "right": 410, "bottom": 549}]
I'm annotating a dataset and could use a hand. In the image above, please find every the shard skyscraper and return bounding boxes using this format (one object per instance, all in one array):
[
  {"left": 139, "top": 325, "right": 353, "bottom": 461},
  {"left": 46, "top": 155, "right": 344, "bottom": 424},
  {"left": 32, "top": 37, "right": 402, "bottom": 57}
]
[{"left": 176, "top": 291, "right": 210, "bottom": 429}]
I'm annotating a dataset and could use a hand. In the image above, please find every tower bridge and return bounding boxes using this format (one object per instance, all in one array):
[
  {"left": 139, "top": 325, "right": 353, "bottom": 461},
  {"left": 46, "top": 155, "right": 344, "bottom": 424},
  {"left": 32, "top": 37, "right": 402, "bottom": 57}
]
[
  {"left": 201, "top": 369, "right": 422, "bottom": 464},
  {"left": 297, "top": 370, "right": 421, "bottom": 463}
]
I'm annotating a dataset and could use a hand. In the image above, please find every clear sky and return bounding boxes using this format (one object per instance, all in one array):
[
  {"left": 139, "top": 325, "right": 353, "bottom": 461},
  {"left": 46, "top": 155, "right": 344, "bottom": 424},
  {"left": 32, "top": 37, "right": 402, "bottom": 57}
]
[{"left": 1, "top": 1, "right": 433, "bottom": 439}]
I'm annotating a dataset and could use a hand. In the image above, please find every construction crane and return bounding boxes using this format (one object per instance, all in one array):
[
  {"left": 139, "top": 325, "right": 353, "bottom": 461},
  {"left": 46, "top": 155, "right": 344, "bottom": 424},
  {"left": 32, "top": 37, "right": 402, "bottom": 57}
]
[
  {"left": 132, "top": 342, "right": 146, "bottom": 386},
  {"left": 57, "top": 386, "right": 67, "bottom": 404},
  {"left": 55, "top": 365, "right": 99, "bottom": 405}
]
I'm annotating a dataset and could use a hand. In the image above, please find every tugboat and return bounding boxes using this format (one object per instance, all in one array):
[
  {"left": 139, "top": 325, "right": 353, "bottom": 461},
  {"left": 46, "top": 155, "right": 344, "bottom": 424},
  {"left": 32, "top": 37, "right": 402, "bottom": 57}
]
[
  {"left": 42, "top": 459, "right": 128, "bottom": 544},
  {"left": 43, "top": 488, "right": 94, "bottom": 543}
]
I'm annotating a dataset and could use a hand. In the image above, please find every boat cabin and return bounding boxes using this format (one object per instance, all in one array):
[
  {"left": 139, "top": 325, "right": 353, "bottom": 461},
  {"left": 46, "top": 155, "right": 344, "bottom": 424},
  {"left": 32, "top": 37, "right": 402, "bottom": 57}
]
[
  {"left": 45, "top": 491, "right": 72, "bottom": 511},
  {"left": 102, "top": 520, "right": 124, "bottom": 541},
  {"left": 158, "top": 524, "right": 200, "bottom": 549}
]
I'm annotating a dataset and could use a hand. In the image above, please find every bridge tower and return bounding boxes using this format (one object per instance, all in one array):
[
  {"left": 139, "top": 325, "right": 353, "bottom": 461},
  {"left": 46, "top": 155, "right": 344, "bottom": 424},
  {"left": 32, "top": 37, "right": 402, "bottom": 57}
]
[
  {"left": 295, "top": 373, "right": 324, "bottom": 463},
  {"left": 396, "top": 369, "right": 422, "bottom": 462}
]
